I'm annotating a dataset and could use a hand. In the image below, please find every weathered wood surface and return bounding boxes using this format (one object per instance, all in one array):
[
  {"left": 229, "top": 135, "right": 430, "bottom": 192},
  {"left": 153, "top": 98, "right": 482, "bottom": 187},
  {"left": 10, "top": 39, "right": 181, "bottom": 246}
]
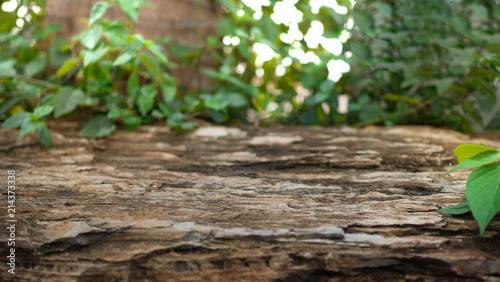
[{"left": 1, "top": 122, "right": 500, "bottom": 281}]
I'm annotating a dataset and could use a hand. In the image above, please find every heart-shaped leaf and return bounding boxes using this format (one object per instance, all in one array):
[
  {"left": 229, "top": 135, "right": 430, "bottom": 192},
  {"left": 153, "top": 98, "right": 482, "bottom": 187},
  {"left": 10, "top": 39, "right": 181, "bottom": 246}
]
[
  {"left": 465, "top": 163, "right": 500, "bottom": 234},
  {"left": 448, "top": 150, "right": 500, "bottom": 173},
  {"left": 454, "top": 144, "right": 498, "bottom": 163}
]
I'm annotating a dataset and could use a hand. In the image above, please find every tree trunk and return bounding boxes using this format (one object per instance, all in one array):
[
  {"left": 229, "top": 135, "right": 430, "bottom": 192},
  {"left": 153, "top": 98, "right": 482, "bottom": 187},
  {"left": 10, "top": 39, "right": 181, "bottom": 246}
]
[{"left": 0, "top": 122, "right": 499, "bottom": 281}]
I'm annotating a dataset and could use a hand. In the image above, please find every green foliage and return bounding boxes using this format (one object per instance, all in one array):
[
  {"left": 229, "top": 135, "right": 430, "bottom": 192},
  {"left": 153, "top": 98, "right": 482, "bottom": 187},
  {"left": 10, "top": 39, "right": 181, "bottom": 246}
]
[
  {"left": 437, "top": 201, "right": 470, "bottom": 215},
  {"left": 0, "top": 0, "right": 186, "bottom": 146},
  {"left": 3, "top": 105, "right": 54, "bottom": 147},
  {"left": 177, "top": 0, "right": 352, "bottom": 126},
  {"left": 346, "top": 0, "right": 500, "bottom": 132},
  {"left": 439, "top": 144, "right": 500, "bottom": 234},
  {"left": 3, "top": 0, "right": 500, "bottom": 148}
]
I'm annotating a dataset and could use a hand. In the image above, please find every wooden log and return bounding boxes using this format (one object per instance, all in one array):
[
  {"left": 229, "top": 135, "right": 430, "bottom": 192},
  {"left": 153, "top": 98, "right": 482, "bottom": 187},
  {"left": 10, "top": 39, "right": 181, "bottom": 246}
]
[{"left": 0, "top": 122, "right": 499, "bottom": 281}]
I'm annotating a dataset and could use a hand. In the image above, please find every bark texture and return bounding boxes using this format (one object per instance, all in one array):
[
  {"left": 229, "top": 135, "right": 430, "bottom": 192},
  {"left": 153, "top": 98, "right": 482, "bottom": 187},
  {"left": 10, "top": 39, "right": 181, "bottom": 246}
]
[{"left": 1, "top": 122, "right": 500, "bottom": 281}]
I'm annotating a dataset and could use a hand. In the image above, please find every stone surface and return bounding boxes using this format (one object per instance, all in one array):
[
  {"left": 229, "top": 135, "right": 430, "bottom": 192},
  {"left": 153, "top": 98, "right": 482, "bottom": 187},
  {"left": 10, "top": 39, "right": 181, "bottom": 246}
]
[{"left": 0, "top": 121, "right": 500, "bottom": 281}]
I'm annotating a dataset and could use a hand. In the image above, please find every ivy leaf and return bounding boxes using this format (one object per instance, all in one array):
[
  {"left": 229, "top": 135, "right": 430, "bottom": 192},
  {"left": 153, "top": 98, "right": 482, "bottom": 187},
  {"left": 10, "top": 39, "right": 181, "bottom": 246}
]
[
  {"left": 89, "top": 1, "right": 110, "bottom": 26},
  {"left": 448, "top": 150, "right": 500, "bottom": 173},
  {"left": 2, "top": 112, "right": 31, "bottom": 129},
  {"left": 437, "top": 201, "right": 470, "bottom": 215},
  {"left": 454, "top": 144, "right": 498, "bottom": 163},
  {"left": 38, "top": 125, "right": 52, "bottom": 148},
  {"left": 465, "top": 163, "right": 500, "bottom": 234}
]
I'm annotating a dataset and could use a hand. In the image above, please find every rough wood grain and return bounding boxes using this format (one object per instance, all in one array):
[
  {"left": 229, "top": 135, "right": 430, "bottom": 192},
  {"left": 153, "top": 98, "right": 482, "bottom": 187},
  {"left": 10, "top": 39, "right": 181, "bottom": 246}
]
[{"left": 1, "top": 122, "right": 500, "bottom": 281}]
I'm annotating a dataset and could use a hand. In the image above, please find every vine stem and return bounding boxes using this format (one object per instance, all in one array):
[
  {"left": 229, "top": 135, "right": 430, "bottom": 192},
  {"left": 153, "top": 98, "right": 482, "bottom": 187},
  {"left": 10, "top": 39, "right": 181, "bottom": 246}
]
[
  {"left": 196, "top": 0, "right": 203, "bottom": 91},
  {"left": 351, "top": 94, "right": 443, "bottom": 128},
  {"left": 13, "top": 74, "right": 61, "bottom": 89}
]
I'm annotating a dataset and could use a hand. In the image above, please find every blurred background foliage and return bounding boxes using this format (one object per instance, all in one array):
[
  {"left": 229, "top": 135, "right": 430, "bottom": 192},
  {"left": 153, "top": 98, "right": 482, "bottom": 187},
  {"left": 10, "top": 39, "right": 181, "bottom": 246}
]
[
  {"left": 1, "top": 0, "right": 500, "bottom": 147},
  {"left": 346, "top": 0, "right": 500, "bottom": 133}
]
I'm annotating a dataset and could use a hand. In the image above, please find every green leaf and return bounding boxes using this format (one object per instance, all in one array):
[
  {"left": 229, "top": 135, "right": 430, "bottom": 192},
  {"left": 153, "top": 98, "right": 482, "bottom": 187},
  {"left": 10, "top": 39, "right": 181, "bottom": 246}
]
[
  {"left": 448, "top": 150, "right": 500, "bottom": 173},
  {"left": 89, "top": 1, "right": 110, "bottom": 25},
  {"left": 49, "top": 37, "right": 72, "bottom": 67},
  {"left": 127, "top": 73, "right": 140, "bottom": 97},
  {"left": 0, "top": 97, "right": 20, "bottom": 116},
  {"left": 437, "top": 201, "right": 470, "bottom": 215},
  {"left": 80, "top": 115, "right": 116, "bottom": 138},
  {"left": 216, "top": 18, "right": 235, "bottom": 35},
  {"left": 168, "top": 113, "right": 196, "bottom": 131},
  {"left": 56, "top": 58, "right": 76, "bottom": 77},
  {"left": 454, "top": 144, "right": 498, "bottom": 163},
  {"left": 140, "top": 54, "right": 168, "bottom": 84},
  {"left": 205, "top": 99, "right": 229, "bottom": 111},
  {"left": 470, "top": 4, "right": 488, "bottom": 20},
  {"left": 353, "top": 12, "right": 375, "bottom": 37},
  {"left": 461, "top": 103, "right": 482, "bottom": 124},
  {"left": 35, "top": 24, "right": 61, "bottom": 40},
  {"left": 113, "top": 51, "right": 135, "bottom": 66},
  {"left": 210, "top": 110, "right": 224, "bottom": 123},
  {"left": 24, "top": 57, "right": 46, "bottom": 78},
  {"left": 259, "top": 15, "right": 279, "bottom": 42},
  {"left": 19, "top": 119, "right": 42, "bottom": 140},
  {"left": 300, "top": 107, "right": 322, "bottom": 125},
  {"left": 465, "top": 163, "right": 500, "bottom": 234},
  {"left": 486, "top": 43, "right": 500, "bottom": 56},
  {"left": 359, "top": 104, "right": 383, "bottom": 122},
  {"left": 148, "top": 43, "right": 168, "bottom": 64},
  {"left": 435, "top": 78, "right": 454, "bottom": 94},
  {"left": 167, "top": 112, "right": 184, "bottom": 127},
  {"left": 33, "top": 105, "right": 55, "bottom": 118},
  {"left": 0, "top": 59, "right": 16, "bottom": 77},
  {"left": 137, "top": 85, "right": 157, "bottom": 116},
  {"left": 203, "top": 69, "right": 221, "bottom": 79},
  {"left": 82, "top": 45, "right": 109, "bottom": 67},
  {"left": 2, "top": 112, "right": 30, "bottom": 129},
  {"left": 38, "top": 125, "right": 52, "bottom": 148},
  {"left": 81, "top": 96, "right": 100, "bottom": 106},
  {"left": 80, "top": 25, "right": 103, "bottom": 50},
  {"left": 55, "top": 87, "right": 86, "bottom": 118},
  {"left": 227, "top": 92, "right": 248, "bottom": 108},
  {"left": 123, "top": 115, "right": 142, "bottom": 131},
  {"left": 117, "top": 0, "right": 140, "bottom": 21},
  {"left": 151, "top": 109, "right": 164, "bottom": 119},
  {"left": 161, "top": 84, "right": 176, "bottom": 103},
  {"left": 305, "top": 93, "right": 329, "bottom": 105},
  {"left": 180, "top": 122, "right": 197, "bottom": 131}
]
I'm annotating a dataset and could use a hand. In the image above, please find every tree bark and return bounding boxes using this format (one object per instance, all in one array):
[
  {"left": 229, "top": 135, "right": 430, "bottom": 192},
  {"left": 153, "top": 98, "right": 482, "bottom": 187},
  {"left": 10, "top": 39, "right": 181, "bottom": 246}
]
[{"left": 0, "top": 122, "right": 499, "bottom": 281}]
